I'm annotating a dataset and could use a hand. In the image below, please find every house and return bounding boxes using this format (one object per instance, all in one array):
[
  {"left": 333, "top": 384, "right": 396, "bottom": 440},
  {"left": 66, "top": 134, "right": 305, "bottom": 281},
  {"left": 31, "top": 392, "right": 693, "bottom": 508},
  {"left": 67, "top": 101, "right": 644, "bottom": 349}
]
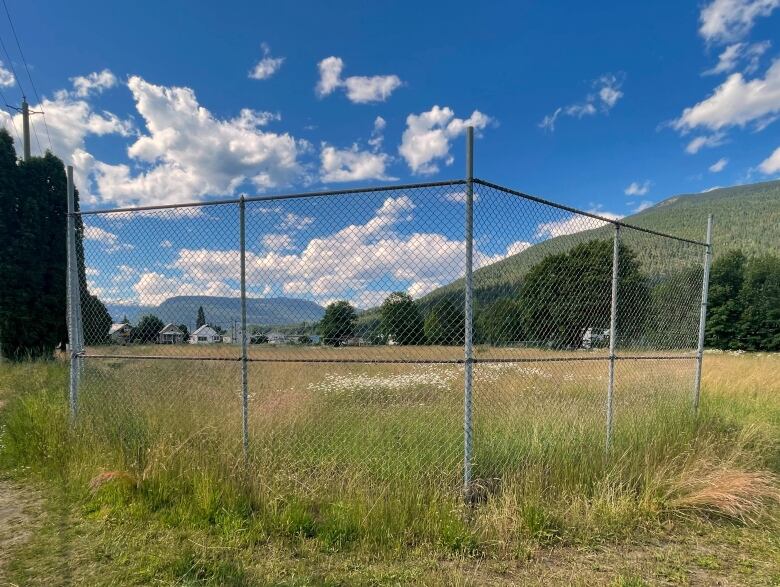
[
  {"left": 158, "top": 324, "right": 185, "bottom": 344},
  {"left": 189, "top": 325, "right": 222, "bottom": 344},
  {"left": 582, "top": 327, "right": 610, "bottom": 349},
  {"left": 266, "top": 331, "right": 287, "bottom": 345},
  {"left": 108, "top": 323, "right": 133, "bottom": 345}
]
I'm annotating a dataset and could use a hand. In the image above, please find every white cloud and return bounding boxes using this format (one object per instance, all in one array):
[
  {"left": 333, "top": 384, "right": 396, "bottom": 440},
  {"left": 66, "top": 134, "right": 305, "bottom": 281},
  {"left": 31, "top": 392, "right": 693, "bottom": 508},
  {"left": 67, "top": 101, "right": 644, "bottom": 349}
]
[
  {"left": 138, "top": 195, "right": 519, "bottom": 306},
  {"left": 505, "top": 241, "right": 532, "bottom": 256},
  {"left": 709, "top": 157, "right": 729, "bottom": 172},
  {"left": 90, "top": 76, "right": 304, "bottom": 207},
  {"left": 0, "top": 60, "right": 14, "bottom": 87},
  {"left": 160, "top": 239, "right": 173, "bottom": 248},
  {"left": 535, "top": 210, "right": 623, "bottom": 239},
  {"left": 249, "top": 43, "right": 284, "bottom": 80},
  {"left": 70, "top": 69, "right": 118, "bottom": 97},
  {"left": 320, "top": 143, "right": 395, "bottom": 182},
  {"left": 315, "top": 56, "right": 402, "bottom": 103},
  {"left": 632, "top": 200, "right": 654, "bottom": 213},
  {"left": 699, "top": 0, "right": 780, "bottom": 44},
  {"left": 133, "top": 271, "right": 240, "bottom": 306},
  {"left": 399, "top": 105, "right": 490, "bottom": 174},
  {"left": 540, "top": 74, "right": 623, "bottom": 131},
  {"left": 686, "top": 132, "right": 727, "bottom": 154},
  {"left": 704, "top": 41, "right": 771, "bottom": 75},
  {"left": 262, "top": 233, "right": 294, "bottom": 251},
  {"left": 674, "top": 59, "right": 780, "bottom": 133},
  {"left": 83, "top": 224, "right": 134, "bottom": 253},
  {"left": 759, "top": 145, "right": 780, "bottom": 173},
  {"left": 624, "top": 180, "right": 651, "bottom": 196},
  {"left": 368, "top": 116, "right": 386, "bottom": 151}
]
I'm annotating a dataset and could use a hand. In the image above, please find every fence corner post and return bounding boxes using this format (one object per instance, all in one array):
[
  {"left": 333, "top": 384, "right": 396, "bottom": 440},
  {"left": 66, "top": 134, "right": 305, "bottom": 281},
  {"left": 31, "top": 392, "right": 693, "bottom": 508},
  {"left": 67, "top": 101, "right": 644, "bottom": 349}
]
[
  {"left": 239, "top": 194, "right": 249, "bottom": 459},
  {"left": 463, "top": 126, "right": 475, "bottom": 502},
  {"left": 693, "top": 214, "right": 713, "bottom": 413},
  {"left": 66, "top": 164, "right": 80, "bottom": 422},
  {"left": 606, "top": 223, "right": 620, "bottom": 454}
]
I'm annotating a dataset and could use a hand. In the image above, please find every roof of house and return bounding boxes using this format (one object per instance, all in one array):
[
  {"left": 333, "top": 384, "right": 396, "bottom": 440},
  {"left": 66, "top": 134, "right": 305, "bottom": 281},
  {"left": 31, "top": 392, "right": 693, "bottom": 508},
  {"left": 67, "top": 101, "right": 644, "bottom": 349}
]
[
  {"left": 191, "top": 324, "right": 218, "bottom": 336},
  {"left": 159, "top": 323, "right": 184, "bottom": 335},
  {"left": 108, "top": 323, "right": 131, "bottom": 335}
]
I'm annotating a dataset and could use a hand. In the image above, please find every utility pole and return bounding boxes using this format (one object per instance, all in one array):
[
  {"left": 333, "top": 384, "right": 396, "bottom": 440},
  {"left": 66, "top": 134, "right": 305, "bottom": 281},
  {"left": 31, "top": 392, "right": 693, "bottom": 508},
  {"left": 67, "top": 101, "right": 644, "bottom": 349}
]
[{"left": 21, "top": 96, "right": 30, "bottom": 161}]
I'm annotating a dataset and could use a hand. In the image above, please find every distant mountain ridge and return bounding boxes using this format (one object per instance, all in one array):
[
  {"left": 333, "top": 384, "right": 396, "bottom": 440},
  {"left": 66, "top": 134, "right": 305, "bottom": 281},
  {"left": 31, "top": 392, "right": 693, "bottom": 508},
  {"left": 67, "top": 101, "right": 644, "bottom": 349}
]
[
  {"left": 421, "top": 179, "right": 780, "bottom": 308},
  {"left": 106, "top": 296, "right": 325, "bottom": 328}
]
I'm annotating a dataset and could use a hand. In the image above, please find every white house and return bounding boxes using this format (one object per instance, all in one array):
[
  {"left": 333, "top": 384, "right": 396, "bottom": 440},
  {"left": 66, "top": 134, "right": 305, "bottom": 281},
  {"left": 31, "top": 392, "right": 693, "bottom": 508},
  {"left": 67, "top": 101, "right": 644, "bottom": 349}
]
[
  {"left": 108, "top": 323, "right": 133, "bottom": 345},
  {"left": 266, "top": 331, "right": 287, "bottom": 345},
  {"left": 190, "top": 325, "right": 222, "bottom": 344},
  {"left": 158, "top": 324, "right": 185, "bottom": 344},
  {"left": 582, "top": 327, "right": 609, "bottom": 349}
]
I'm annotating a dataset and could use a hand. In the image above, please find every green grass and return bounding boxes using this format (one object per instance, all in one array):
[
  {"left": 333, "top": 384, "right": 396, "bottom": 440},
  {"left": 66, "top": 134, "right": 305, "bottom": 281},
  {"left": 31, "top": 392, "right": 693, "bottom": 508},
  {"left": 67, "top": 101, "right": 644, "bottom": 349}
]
[{"left": 0, "top": 352, "right": 778, "bottom": 584}]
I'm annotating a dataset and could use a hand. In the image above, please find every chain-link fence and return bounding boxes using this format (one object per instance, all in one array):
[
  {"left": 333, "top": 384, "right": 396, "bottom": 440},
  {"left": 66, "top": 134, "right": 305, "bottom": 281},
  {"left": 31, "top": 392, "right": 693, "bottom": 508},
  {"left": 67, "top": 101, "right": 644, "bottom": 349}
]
[{"left": 65, "top": 131, "right": 712, "bottom": 499}]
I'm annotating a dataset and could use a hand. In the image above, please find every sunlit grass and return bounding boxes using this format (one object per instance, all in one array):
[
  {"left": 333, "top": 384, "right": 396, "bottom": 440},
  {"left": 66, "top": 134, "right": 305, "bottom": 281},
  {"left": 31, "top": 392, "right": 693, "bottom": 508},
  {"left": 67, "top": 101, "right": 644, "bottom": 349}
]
[{"left": 0, "top": 350, "right": 777, "bottom": 558}]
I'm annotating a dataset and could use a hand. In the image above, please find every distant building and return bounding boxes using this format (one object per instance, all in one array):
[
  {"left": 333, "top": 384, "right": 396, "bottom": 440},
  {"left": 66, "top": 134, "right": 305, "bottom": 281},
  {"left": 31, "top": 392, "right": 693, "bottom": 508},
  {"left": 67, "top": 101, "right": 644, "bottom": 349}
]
[
  {"left": 189, "top": 325, "right": 222, "bottom": 344},
  {"left": 108, "top": 323, "right": 133, "bottom": 345},
  {"left": 266, "top": 331, "right": 287, "bottom": 344},
  {"left": 158, "top": 324, "right": 185, "bottom": 344},
  {"left": 582, "top": 327, "right": 609, "bottom": 349}
]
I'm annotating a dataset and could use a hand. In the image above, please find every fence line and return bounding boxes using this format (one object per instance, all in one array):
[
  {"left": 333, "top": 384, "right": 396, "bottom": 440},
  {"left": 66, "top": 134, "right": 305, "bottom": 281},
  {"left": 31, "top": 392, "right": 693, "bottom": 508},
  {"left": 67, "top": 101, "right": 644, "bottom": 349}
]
[{"left": 65, "top": 128, "right": 712, "bottom": 499}]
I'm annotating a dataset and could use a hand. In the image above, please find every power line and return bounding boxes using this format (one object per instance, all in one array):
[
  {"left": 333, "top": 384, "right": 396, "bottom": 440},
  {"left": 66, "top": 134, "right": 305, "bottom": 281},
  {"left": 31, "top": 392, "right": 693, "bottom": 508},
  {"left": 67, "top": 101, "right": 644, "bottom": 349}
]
[
  {"left": 0, "top": 85, "right": 22, "bottom": 144},
  {"left": 1, "top": 0, "right": 51, "bottom": 153}
]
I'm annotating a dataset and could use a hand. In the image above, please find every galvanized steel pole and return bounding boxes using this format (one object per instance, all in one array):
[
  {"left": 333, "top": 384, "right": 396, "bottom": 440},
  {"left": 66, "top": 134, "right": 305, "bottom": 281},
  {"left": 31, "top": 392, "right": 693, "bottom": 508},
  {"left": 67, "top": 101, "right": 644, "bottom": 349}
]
[
  {"left": 693, "top": 215, "right": 713, "bottom": 412},
  {"left": 606, "top": 224, "right": 620, "bottom": 453},
  {"left": 21, "top": 97, "right": 31, "bottom": 162},
  {"left": 239, "top": 196, "right": 249, "bottom": 457},
  {"left": 463, "top": 126, "right": 474, "bottom": 500},
  {"left": 66, "top": 165, "right": 79, "bottom": 420}
]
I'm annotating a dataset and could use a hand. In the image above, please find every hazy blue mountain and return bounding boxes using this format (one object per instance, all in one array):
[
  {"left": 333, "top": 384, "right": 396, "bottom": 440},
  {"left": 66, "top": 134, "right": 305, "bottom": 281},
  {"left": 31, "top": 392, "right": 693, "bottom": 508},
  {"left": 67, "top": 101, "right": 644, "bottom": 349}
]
[{"left": 106, "top": 296, "right": 324, "bottom": 329}]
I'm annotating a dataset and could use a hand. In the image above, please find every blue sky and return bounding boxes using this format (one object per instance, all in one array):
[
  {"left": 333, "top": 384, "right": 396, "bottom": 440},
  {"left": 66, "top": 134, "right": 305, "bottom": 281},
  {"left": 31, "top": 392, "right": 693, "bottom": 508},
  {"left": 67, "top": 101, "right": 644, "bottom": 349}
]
[{"left": 1, "top": 0, "right": 779, "bottom": 310}]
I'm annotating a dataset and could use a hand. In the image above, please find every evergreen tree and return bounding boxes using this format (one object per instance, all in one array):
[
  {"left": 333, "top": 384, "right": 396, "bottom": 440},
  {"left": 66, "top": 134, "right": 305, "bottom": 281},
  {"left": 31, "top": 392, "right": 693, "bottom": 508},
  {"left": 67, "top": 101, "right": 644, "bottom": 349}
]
[
  {"left": 196, "top": 306, "right": 206, "bottom": 328},
  {"left": 737, "top": 255, "right": 780, "bottom": 351},
  {"left": 178, "top": 324, "right": 190, "bottom": 342},
  {"left": 318, "top": 300, "right": 356, "bottom": 346},
  {"left": 134, "top": 314, "right": 165, "bottom": 343},
  {"left": 380, "top": 292, "right": 425, "bottom": 345},
  {"left": 705, "top": 250, "right": 747, "bottom": 349},
  {"left": 424, "top": 298, "right": 465, "bottom": 346}
]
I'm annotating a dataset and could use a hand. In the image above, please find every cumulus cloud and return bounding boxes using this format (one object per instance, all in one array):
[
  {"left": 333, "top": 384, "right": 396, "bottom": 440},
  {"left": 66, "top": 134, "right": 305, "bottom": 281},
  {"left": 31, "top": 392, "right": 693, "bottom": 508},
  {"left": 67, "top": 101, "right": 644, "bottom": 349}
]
[
  {"left": 709, "top": 157, "right": 729, "bottom": 172},
  {"left": 699, "top": 0, "right": 780, "bottom": 44},
  {"left": 316, "top": 56, "right": 402, "bottom": 103},
  {"left": 632, "top": 200, "right": 654, "bottom": 213},
  {"left": 624, "top": 180, "right": 651, "bottom": 196},
  {"left": 368, "top": 116, "right": 386, "bottom": 151},
  {"left": 704, "top": 41, "right": 771, "bottom": 75},
  {"left": 686, "top": 132, "right": 727, "bottom": 153},
  {"left": 137, "top": 195, "right": 520, "bottom": 306},
  {"left": 70, "top": 69, "right": 118, "bottom": 97},
  {"left": 399, "top": 105, "right": 490, "bottom": 174},
  {"left": 249, "top": 43, "right": 284, "bottom": 80},
  {"left": 90, "top": 76, "right": 304, "bottom": 207},
  {"left": 320, "top": 144, "right": 396, "bottom": 182},
  {"left": 539, "top": 74, "right": 623, "bottom": 131},
  {"left": 759, "top": 145, "right": 780, "bottom": 173},
  {"left": 83, "top": 224, "right": 134, "bottom": 253},
  {"left": 674, "top": 59, "right": 780, "bottom": 133},
  {"left": 0, "top": 60, "right": 14, "bottom": 87},
  {"left": 535, "top": 210, "right": 623, "bottom": 239}
]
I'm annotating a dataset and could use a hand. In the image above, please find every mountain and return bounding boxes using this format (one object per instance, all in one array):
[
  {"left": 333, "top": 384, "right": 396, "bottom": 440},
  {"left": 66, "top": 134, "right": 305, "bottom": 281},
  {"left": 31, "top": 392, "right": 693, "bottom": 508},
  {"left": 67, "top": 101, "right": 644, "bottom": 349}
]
[
  {"left": 423, "top": 179, "right": 780, "bottom": 308},
  {"left": 106, "top": 296, "right": 325, "bottom": 328}
]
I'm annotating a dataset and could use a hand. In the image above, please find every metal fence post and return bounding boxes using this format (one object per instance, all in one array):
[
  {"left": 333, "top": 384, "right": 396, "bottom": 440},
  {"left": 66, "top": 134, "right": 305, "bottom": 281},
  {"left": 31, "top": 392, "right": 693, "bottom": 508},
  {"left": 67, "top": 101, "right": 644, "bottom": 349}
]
[
  {"left": 463, "top": 126, "right": 474, "bottom": 500},
  {"left": 693, "top": 214, "right": 713, "bottom": 412},
  {"left": 239, "top": 195, "right": 249, "bottom": 457},
  {"left": 66, "top": 165, "right": 80, "bottom": 420},
  {"left": 606, "top": 223, "right": 620, "bottom": 453}
]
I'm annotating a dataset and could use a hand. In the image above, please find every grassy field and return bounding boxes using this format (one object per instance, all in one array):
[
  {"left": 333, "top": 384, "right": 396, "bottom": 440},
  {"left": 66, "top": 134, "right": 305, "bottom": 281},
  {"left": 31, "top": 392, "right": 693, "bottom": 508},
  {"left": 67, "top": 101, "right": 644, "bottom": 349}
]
[{"left": 0, "top": 350, "right": 778, "bottom": 585}]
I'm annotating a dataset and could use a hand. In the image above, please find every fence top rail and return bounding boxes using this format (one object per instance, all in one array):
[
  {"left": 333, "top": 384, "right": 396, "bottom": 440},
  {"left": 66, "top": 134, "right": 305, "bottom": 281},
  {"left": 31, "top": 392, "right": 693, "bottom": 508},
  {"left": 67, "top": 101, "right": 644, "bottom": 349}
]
[
  {"left": 71, "top": 179, "right": 468, "bottom": 216},
  {"left": 474, "top": 178, "right": 709, "bottom": 247}
]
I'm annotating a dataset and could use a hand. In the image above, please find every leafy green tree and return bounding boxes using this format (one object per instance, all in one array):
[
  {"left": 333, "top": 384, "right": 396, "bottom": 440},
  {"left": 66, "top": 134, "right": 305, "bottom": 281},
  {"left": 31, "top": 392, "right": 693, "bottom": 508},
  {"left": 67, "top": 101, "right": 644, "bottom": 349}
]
[
  {"left": 477, "top": 298, "right": 524, "bottom": 345},
  {"left": 318, "top": 300, "right": 356, "bottom": 346},
  {"left": 196, "top": 306, "right": 206, "bottom": 328},
  {"left": 380, "top": 292, "right": 425, "bottom": 345},
  {"left": 705, "top": 250, "right": 746, "bottom": 349},
  {"left": 134, "top": 314, "right": 164, "bottom": 343},
  {"left": 518, "top": 239, "right": 649, "bottom": 349},
  {"left": 178, "top": 324, "right": 190, "bottom": 342},
  {"left": 251, "top": 334, "right": 269, "bottom": 344},
  {"left": 645, "top": 266, "right": 702, "bottom": 349},
  {"left": 424, "top": 298, "right": 465, "bottom": 346},
  {"left": 737, "top": 255, "right": 780, "bottom": 351}
]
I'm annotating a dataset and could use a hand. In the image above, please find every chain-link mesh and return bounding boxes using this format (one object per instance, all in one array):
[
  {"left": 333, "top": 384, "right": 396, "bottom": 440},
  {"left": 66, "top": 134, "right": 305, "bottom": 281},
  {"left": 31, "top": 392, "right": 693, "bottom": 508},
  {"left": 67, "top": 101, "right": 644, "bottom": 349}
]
[{"left": 70, "top": 178, "right": 709, "bottom": 497}]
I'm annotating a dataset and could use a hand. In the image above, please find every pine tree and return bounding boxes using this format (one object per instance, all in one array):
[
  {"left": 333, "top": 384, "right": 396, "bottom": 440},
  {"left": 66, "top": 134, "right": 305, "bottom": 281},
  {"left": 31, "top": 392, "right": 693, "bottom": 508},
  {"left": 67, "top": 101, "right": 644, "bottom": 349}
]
[{"left": 196, "top": 306, "right": 206, "bottom": 328}]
